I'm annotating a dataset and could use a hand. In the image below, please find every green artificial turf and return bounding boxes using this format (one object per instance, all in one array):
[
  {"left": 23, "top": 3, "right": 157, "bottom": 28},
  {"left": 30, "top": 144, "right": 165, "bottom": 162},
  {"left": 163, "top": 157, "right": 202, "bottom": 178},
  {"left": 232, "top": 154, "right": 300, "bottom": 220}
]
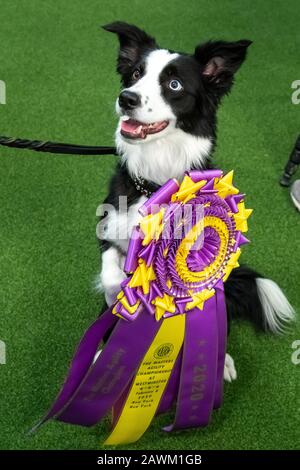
[{"left": 0, "top": 0, "right": 300, "bottom": 451}]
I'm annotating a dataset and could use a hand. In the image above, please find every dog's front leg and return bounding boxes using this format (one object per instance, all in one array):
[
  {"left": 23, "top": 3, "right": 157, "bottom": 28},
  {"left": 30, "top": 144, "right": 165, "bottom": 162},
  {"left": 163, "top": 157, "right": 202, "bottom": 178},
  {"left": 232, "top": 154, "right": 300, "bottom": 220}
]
[{"left": 99, "top": 246, "right": 127, "bottom": 306}]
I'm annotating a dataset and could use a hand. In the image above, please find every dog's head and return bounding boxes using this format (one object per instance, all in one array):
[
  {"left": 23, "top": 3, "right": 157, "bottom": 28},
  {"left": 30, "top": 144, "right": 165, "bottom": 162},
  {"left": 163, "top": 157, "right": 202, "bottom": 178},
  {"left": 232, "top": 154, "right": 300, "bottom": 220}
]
[{"left": 103, "top": 22, "right": 251, "bottom": 183}]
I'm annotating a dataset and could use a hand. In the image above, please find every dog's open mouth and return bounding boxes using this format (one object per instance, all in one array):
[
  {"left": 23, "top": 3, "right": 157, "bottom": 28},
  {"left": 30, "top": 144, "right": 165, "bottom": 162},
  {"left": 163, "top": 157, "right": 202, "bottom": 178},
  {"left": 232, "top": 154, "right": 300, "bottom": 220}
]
[{"left": 120, "top": 117, "right": 169, "bottom": 139}]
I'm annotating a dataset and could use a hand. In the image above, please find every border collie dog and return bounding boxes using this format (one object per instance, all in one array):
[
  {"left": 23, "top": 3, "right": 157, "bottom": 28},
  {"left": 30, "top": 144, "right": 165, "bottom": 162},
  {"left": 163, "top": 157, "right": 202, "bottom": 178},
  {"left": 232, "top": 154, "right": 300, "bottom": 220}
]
[{"left": 97, "top": 22, "right": 294, "bottom": 381}]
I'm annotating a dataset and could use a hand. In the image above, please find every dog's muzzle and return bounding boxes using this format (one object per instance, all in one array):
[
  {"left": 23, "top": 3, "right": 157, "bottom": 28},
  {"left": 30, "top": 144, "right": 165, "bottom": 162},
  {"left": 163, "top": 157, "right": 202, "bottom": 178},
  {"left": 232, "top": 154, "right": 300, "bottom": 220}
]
[{"left": 118, "top": 90, "right": 141, "bottom": 111}]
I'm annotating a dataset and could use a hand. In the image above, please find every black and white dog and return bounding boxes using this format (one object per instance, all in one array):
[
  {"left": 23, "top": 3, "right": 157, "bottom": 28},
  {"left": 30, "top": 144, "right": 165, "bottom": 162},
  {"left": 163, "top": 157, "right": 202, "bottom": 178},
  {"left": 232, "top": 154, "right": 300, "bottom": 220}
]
[{"left": 97, "top": 22, "right": 294, "bottom": 381}]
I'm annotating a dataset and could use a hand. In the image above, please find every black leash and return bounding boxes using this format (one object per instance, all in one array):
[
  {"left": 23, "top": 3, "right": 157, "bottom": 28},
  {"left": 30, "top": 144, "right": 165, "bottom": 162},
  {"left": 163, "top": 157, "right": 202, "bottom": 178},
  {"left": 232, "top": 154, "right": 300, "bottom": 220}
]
[{"left": 0, "top": 136, "right": 117, "bottom": 156}]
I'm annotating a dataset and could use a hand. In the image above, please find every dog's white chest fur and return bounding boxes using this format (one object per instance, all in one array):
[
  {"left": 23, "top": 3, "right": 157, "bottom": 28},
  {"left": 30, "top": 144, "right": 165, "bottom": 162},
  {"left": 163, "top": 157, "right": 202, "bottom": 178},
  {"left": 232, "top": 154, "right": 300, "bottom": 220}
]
[{"left": 116, "top": 130, "right": 212, "bottom": 185}]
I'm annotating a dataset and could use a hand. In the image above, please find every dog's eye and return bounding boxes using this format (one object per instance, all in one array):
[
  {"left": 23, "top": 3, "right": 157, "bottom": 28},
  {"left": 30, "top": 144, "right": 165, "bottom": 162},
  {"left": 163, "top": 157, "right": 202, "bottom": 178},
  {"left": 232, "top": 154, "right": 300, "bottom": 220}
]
[
  {"left": 168, "top": 79, "right": 183, "bottom": 91},
  {"left": 132, "top": 69, "right": 141, "bottom": 81}
]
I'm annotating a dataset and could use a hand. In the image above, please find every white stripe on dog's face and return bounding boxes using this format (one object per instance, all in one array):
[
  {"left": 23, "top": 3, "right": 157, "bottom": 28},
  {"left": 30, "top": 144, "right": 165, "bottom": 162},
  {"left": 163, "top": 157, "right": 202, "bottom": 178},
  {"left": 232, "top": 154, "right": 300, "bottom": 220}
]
[{"left": 116, "top": 49, "right": 179, "bottom": 124}]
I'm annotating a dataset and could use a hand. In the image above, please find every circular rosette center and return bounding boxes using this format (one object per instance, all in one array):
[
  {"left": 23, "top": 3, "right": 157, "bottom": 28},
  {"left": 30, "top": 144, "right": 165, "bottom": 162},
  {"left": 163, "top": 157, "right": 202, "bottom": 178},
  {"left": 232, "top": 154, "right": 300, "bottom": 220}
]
[{"left": 153, "top": 194, "right": 236, "bottom": 297}]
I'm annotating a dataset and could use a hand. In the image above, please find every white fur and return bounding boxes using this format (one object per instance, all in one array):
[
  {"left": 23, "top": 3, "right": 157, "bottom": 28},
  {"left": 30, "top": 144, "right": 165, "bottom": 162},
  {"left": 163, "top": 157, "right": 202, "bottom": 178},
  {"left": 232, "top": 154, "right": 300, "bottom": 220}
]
[
  {"left": 97, "top": 246, "right": 127, "bottom": 305},
  {"left": 116, "top": 49, "right": 179, "bottom": 125},
  {"left": 100, "top": 195, "right": 146, "bottom": 252},
  {"left": 224, "top": 353, "right": 237, "bottom": 382},
  {"left": 256, "top": 278, "right": 295, "bottom": 333},
  {"left": 97, "top": 196, "right": 146, "bottom": 303},
  {"left": 116, "top": 128, "right": 212, "bottom": 185},
  {"left": 93, "top": 349, "right": 102, "bottom": 364}
]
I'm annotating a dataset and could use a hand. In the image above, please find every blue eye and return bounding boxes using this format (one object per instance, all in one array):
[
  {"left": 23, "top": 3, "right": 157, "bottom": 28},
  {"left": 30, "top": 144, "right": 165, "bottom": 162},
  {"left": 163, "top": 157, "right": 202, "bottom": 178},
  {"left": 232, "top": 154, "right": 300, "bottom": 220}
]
[{"left": 168, "top": 79, "right": 183, "bottom": 91}]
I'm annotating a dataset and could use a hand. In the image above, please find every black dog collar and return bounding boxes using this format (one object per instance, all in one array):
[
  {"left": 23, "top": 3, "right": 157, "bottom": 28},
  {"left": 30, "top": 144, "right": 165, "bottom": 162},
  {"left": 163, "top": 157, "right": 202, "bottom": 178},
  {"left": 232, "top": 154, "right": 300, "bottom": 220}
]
[{"left": 132, "top": 175, "right": 160, "bottom": 198}]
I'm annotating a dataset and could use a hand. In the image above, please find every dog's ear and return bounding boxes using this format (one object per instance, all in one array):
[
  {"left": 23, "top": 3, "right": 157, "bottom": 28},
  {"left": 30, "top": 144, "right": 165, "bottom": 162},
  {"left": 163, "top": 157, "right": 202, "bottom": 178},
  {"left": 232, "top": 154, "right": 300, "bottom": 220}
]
[
  {"left": 103, "top": 22, "right": 157, "bottom": 75},
  {"left": 194, "top": 40, "right": 252, "bottom": 96}
]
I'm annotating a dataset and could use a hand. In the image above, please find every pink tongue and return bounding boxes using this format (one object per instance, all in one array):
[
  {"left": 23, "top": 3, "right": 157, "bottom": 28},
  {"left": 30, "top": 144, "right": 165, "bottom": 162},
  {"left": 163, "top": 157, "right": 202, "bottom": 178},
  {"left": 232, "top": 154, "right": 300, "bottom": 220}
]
[{"left": 121, "top": 119, "right": 143, "bottom": 136}]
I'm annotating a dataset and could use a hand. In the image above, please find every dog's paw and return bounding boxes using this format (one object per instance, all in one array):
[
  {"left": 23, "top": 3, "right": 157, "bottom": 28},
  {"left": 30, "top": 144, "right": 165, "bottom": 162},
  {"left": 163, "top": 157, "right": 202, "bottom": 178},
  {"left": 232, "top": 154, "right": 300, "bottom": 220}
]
[
  {"left": 223, "top": 353, "right": 237, "bottom": 382},
  {"left": 104, "top": 284, "right": 123, "bottom": 306},
  {"left": 97, "top": 247, "right": 128, "bottom": 305},
  {"left": 102, "top": 274, "right": 127, "bottom": 305},
  {"left": 95, "top": 268, "right": 127, "bottom": 305}
]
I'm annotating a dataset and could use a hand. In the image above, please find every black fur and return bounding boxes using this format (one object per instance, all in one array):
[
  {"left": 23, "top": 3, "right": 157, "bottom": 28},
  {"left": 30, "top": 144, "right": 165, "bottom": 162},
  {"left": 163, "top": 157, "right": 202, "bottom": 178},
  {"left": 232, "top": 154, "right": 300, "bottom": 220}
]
[
  {"left": 158, "top": 55, "right": 218, "bottom": 140},
  {"left": 195, "top": 39, "right": 252, "bottom": 100},
  {"left": 224, "top": 266, "right": 267, "bottom": 331},
  {"left": 98, "top": 164, "right": 159, "bottom": 253},
  {"left": 100, "top": 23, "right": 268, "bottom": 334},
  {"left": 104, "top": 23, "right": 251, "bottom": 144},
  {"left": 103, "top": 22, "right": 157, "bottom": 84}
]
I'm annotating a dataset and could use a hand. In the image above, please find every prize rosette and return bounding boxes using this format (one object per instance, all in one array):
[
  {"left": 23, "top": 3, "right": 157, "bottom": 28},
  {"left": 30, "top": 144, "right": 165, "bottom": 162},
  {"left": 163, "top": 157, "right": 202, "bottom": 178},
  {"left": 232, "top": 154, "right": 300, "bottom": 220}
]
[{"left": 38, "top": 169, "right": 252, "bottom": 445}]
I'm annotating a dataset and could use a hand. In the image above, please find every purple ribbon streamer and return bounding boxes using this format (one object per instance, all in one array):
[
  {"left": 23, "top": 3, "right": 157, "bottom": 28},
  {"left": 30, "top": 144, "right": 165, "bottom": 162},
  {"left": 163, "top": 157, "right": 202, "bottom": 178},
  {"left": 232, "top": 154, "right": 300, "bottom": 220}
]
[
  {"left": 35, "top": 306, "right": 117, "bottom": 428},
  {"left": 35, "top": 168, "right": 239, "bottom": 442},
  {"left": 213, "top": 284, "right": 227, "bottom": 409},
  {"left": 112, "top": 352, "right": 183, "bottom": 420},
  {"left": 164, "top": 293, "right": 221, "bottom": 431},
  {"left": 157, "top": 352, "right": 182, "bottom": 414},
  {"left": 54, "top": 310, "right": 161, "bottom": 426},
  {"left": 38, "top": 288, "right": 227, "bottom": 438},
  {"left": 111, "top": 381, "right": 132, "bottom": 428}
]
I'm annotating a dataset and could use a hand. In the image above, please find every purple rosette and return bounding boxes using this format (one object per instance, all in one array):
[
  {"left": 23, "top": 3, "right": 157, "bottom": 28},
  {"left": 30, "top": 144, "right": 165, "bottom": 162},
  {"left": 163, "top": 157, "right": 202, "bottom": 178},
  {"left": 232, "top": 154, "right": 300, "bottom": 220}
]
[{"left": 36, "top": 169, "right": 252, "bottom": 445}]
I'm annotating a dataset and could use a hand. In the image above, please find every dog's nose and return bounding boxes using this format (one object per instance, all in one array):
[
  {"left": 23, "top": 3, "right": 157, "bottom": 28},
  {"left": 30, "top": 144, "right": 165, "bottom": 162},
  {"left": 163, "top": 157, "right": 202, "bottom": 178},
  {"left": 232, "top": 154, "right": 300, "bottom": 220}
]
[{"left": 118, "top": 90, "right": 141, "bottom": 110}]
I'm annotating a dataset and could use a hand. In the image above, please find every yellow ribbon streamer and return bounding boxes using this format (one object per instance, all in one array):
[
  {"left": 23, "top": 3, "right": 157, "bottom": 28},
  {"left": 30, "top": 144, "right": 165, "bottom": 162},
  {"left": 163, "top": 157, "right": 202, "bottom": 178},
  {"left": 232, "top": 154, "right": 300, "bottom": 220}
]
[{"left": 104, "top": 314, "right": 185, "bottom": 445}]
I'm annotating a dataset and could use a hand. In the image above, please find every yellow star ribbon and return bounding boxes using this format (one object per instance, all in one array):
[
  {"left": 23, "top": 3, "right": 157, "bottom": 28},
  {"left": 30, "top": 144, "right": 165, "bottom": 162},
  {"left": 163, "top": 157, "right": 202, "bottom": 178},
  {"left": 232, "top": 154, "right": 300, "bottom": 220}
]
[
  {"left": 171, "top": 175, "right": 207, "bottom": 203},
  {"left": 152, "top": 292, "right": 176, "bottom": 321},
  {"left": 186, "top": 288, "right": 215, "bottom": 311},
  {"left": 128, "top": 259, "right": 156, "bottom": 294},
  {"left": 222, "top": 248, "right": 241, "bottom": 282},
  {"left": 234, "top": 202, "right": 253, "bottom": 232},
  {"left": 214, "top": 170, "right": 239, "bottom": 198},
  {"left": 139, "top": 209, "right": 164, "bottom": 246}
]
